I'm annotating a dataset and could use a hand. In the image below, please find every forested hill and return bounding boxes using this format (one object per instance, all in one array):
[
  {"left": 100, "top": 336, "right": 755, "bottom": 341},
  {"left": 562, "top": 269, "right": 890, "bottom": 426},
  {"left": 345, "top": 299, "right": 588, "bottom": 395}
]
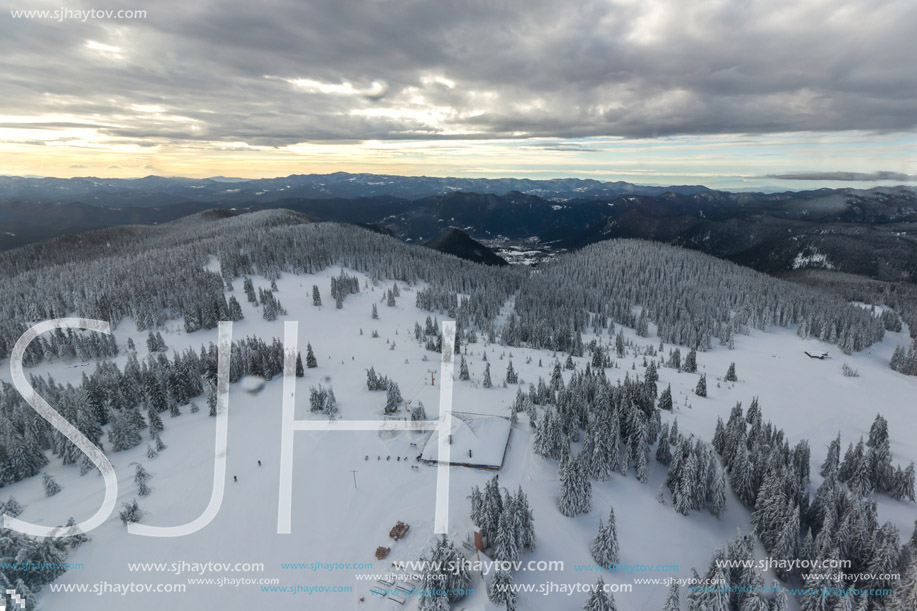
[
  {"left": 0, "top": 209, "right": 524, "bottom": 362},
  {"left": 425, "top": 228, "right": 509, "bottom": 266},
  {"left": 0, "top": 208, "right": 888, "bottom": 366}
]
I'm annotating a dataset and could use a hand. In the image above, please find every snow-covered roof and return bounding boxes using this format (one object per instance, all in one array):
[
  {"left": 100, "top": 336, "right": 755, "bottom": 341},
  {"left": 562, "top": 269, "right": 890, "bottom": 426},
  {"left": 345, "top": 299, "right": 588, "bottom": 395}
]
[{"left": 420, "top": 413, "right": 511, "bottom": 470}]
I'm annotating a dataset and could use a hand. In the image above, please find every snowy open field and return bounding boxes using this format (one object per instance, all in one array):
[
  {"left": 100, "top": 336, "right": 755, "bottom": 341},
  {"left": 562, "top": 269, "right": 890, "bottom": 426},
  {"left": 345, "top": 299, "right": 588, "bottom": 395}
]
[{"left": 1, "top": 265, "right": 915, "bottom": 611}]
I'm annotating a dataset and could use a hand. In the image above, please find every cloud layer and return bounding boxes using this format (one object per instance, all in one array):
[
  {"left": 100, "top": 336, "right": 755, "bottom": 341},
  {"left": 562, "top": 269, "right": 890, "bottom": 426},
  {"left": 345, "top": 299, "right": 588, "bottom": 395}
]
[
  {"left": 766, "top": 171, "right": 917, "bottom": 182},
  {"left": 1, "top": 0, "right": 915, "bottom": 149}
]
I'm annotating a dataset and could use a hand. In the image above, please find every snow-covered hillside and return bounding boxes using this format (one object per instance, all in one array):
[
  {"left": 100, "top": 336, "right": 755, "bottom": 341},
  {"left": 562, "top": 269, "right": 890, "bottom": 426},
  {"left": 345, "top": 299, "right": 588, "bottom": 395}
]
[{"left": 2, "top": 261, "right": 915, "bottom": 611}]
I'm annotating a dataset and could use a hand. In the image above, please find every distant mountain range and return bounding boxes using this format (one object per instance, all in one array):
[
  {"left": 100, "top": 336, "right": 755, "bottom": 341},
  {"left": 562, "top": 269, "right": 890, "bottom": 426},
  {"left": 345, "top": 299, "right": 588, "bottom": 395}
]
[
  {"left": 0, "top": 172, "right": 715, "bottom": 207},
  {"left": 1, "top": 172, "right": 916, "bottom": 282}
]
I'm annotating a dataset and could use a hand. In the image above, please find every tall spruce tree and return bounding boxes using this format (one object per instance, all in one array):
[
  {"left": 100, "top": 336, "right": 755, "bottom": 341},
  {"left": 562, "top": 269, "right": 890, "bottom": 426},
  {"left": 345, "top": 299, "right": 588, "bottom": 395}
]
[
  {"left": 583, "top": 577, "right": 616, "bottom": 611},
  {"left": 695, "top": 374, "right": 707, "bottom": 397},
  {"left": 134, "top": 464, "right": 151, "bottom": 497},
  {"left": 559, "top": 448, "right": 592, "bottom": 517},
  {"left": 590, "top": 506, "right": 620, "bottom": 567},
  {"left": 488, "top": 569, "right": 517, "bottom": 611}
]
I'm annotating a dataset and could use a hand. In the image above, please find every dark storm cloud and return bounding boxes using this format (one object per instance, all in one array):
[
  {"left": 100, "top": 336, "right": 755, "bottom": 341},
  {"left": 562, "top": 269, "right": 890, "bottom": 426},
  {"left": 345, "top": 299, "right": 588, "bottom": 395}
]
[
  {"left": 1, "top": 0, "right": 915, "bottom": 145},
  {"left": 766, "top": 171, "right": 917, "bottom": 182}
]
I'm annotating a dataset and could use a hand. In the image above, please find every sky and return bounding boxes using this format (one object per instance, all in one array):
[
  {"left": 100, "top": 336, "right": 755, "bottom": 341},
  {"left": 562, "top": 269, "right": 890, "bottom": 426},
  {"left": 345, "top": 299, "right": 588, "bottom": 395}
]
[{"left": 0, "top": 0, "right": 915, "bottom": 190}]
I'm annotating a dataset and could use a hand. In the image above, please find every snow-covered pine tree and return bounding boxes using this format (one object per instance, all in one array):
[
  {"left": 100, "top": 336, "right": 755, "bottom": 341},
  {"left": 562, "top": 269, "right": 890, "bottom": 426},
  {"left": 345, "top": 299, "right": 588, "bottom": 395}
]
[
  {"left": 573, "top": 331, "right": 585, "bottom": 357},
  {"left": 770, "top": 581, "right": 788, "bottom": 611},
  {"left": 588, "top": 416, "right": 613, "bottom": 481},
  {"left": 890, "top": 560, "right": 917, "bottom": 611},
  {"left": 108, "top": 408, "right": 142, "bottom": 452},
  {"left": 695, "top": 374, "right": 707, "bottom": 397},
  {"left": 592, "top": 345, "right": 605, "bottom": 369},
  {"left": 559, "top": 448, "right": 592, "bottom": 517},
  {"left": 656, "top": 428, "right": 672, "bottom": 465},
  {"left": 514, "top": 486, "right": 536, "bottom": 551},
  {"left": 488, "top": 569, "right": 517, "bottom": 611},
  {"left": 459, "top": 355, "right": 470, "bottom": 380},
  {"left": 386, "top": 381, "right": 402, "bottom": 406},
  {"left": 119, "top": 498, "right": 143, "bottom": 525},
  {"left": 658, "top": 384, "right": 673, "bottom": 411},
  {"left": 42, "top": 473, "right": 61, "bottom": 496},
  {"left": 662, "top": 582, "right": 679, "bottom": 611},
  {"left": 309, "top": 386, "right": 327, "bottom": 412},
  {"left": 227, "top": 296, "right": 244, "bottom": 321},
  {"left": 725, "top": 362, "right": 737, "bottom": 382},
  {"left": 634, "top": 417, "right": 649, "bottom": 483},
  {"left": 483, "top": 363, "right": 493, "bottom": 388},
  {"left": 506, "top": 360, "right": 518, "bottom": 384},
  {"left": 411, "top": 402, "right": 427, "bottom": 421},
  {"left": 1, "top": 496, "right": 23, "bottom": 517},
  {"left": 419, "top": 536, "right": 471, "bottom": 604},
  {"left": 206, "top": 380, "right": 218, "bottom": 417},
  {"left": 470, "top": 485, "right": 483, "bottom": 528},
  {"left": 590, "top": 506, "right": 619, "bottom": 567},
  {"left": 893, "top": 462, "right": 916, "bottom": 501},
  {"left": 312, "top": 285, "right": 321, "bottom": 306},
  {"left": 243, "top": 277, "right": 256, "bottom": 303},
  {"left": 494, "top": 509, "right": 519, "bottom": 563},
  {"left": 583, "top": 577, "right": 616, "bottom": 611},
  {"left": 134, "top": 464, "right": 151, "bottom": 497},
  {"left": 668, "top": 348, "right": 681, "bottom": 370},
  {"left": 643, "top": 359, "right": 657, "bottom": 381},
  {"left": 421, "top": 594, "right": 450, "bottom": 611},
  {"left": 710, "top": 463, "right": 727, "bottom": 518},
  {"left": 306, "top": 343, "right": 317, "bottom": 368},
  {"left": 481, "top": 475, "right": 504, "bottom": 544},
  {"left": 324, "top": 388, "right": 339, "bottom": 421},
  {"left": 551, "top": 361, "right": 564, "bottom": 391}
]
